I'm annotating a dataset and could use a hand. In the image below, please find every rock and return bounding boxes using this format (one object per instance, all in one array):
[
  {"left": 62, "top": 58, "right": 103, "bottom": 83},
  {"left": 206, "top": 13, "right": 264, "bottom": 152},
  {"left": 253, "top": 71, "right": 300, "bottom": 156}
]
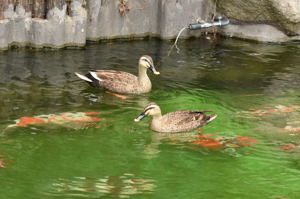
[
  {"left": 271, "top": 0, "right": 300, "bottom": 35},
  {"left": 217, "top": 0, "right": 300, "bottom": 39},
  {"left": 221, "top": 24, "right": 289, "bottom": 42}
]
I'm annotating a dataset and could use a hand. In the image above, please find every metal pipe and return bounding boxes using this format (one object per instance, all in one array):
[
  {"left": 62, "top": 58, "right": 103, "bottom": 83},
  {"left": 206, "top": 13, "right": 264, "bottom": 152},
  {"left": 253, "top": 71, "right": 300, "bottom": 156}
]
[{"left": 188, "top": 16, "right": 229, "bottom": 30}]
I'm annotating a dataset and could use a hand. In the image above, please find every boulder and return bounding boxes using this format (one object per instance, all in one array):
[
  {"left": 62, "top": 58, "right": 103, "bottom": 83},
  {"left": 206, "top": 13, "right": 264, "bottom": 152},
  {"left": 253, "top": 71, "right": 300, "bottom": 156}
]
[{"left": 217, "top": 0, "right": 300, "bottom": 42}]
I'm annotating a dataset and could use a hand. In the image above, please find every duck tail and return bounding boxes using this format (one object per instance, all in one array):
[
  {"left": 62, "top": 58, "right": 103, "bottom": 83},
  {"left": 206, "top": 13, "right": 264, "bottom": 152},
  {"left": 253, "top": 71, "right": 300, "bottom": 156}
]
[
  {"left": 206, "top": 114, "right": 217, "bottom": 123},
  {"left": 75, "top": 72, "right": 93, "bottom": 82}
]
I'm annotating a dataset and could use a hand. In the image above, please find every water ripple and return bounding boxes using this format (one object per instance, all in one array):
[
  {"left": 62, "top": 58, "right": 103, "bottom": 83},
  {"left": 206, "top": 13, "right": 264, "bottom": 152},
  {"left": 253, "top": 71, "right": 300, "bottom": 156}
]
[{"left": 43, "top": 174, "right": 156, "bottom": 198}]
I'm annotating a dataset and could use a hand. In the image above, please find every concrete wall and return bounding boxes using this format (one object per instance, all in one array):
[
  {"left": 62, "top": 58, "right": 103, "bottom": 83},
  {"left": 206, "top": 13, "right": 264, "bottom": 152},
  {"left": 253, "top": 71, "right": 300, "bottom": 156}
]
[
  {"left": 0, "top": 0, "right": 213, "bottom": 50},
  {"left": 0, "top": 0, "right": 300, "bottom": 50},
  {"left": 0, "top": 0, "right": 87, "bottom": 50},
  {"left": 86, "top": 0, "right": 213, "bottom": 40}
]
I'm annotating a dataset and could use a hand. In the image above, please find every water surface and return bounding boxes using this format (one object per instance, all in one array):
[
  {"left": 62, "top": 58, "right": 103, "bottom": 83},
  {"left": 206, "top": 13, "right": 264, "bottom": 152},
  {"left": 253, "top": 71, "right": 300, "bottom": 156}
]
[{"left": 0, "top": 38, "right": 300, "bottom": 199}]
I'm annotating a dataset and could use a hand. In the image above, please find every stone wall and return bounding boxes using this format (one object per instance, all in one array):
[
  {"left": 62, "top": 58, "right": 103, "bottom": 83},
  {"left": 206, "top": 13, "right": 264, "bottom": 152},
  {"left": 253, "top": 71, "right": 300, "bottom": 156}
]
[
  {"left": 0, "top": 0, "right": 213, "bottom": 50},
  {"left": 0, "top": 0, "right": 87, "bottom": 50},
  {"left": 0, "top": 0, "right": 300, "bottom": 50},
  {"left": 86, "top": 0, "right": 213, "bottom": 40}
]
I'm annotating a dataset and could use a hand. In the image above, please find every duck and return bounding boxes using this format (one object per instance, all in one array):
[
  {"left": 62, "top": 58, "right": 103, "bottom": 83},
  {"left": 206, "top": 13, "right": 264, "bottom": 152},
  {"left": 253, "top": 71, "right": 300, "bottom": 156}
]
[
  {"left": 134, "top": 103, "right": 217, "bottom": 133},
  {"left": 75, "top": 55, "right": 159, "bottom": 94}
]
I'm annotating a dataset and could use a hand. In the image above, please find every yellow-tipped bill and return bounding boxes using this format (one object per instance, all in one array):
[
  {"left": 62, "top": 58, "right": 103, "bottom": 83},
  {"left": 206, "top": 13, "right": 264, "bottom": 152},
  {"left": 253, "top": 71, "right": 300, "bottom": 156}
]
[
  {"left": 134, "top": 112, "right": 147, "bottom": 122},
  {"left": 149, "top": 65, "right": 160, "bottom": 75}
]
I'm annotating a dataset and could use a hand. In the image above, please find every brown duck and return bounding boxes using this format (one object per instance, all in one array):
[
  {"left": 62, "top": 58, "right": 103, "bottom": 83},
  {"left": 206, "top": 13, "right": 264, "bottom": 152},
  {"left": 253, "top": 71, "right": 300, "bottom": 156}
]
[
  {"left": 75, "top": 55, "right": 159, "bottom": 94},
  {"left": 134, "top": 103, "right": 217, "bottom": 133}
]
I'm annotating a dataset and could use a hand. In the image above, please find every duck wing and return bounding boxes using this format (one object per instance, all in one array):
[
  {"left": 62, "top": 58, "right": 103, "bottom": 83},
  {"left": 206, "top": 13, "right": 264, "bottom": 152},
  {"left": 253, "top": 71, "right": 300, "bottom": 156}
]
[
  {"left": 90, "top": 70, "right": 137, "bottom": 83},
  {"left": 90, "top": 70, "right": 139, "bottom": 93},
  {"left": 161, "top": 111, "right": 215, "bottom": 132}
]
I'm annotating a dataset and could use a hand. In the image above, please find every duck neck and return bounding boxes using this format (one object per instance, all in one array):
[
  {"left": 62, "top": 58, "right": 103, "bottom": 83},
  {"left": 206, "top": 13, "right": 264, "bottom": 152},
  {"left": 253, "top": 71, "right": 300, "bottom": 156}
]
[
  {"left": 151, "top": 112, "right": 162, "bottom": 124},
  {"left": 138, "top": 65, "right": 150, "bottom": 86},
  {"left": 152, "top": 113, "right": 162, "bottom": 120},
  {"left": 150, "top": 112, "right": 163, "bottom": 131}
]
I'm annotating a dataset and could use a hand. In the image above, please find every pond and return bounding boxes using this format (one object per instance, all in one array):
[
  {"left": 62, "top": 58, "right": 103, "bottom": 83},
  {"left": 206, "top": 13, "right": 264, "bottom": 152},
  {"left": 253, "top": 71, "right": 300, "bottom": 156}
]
[{"left": 0, "top": 38, "right": 300, "bottom": 199}]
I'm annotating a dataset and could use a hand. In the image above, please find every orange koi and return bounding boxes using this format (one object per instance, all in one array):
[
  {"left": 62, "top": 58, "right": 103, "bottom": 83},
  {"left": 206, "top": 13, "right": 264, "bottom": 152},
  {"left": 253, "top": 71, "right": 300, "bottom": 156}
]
[
  {"left": 280, "top": 144, "right": 296, "bottom": 151},
  {"left": 17, "top": 117, "right": 46, "bottom": 127},
  {"left": 0, "top": 160, "right": 5, "bottom": 168},
  {"left": 105, "top": 91, "right": 127, "bottom": 99},
  {"left": 85, "top": 112, "right": 100, "bottom": 116},
  {"left": 192, "top": 136, "right": 222, "bottom": 151}
]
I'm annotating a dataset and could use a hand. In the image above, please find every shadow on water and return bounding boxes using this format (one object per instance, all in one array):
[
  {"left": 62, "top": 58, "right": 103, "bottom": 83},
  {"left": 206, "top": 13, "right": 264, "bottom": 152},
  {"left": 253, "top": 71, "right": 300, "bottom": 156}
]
[{"left": 0, "top": 38, "right": 300, "bottom": 199}]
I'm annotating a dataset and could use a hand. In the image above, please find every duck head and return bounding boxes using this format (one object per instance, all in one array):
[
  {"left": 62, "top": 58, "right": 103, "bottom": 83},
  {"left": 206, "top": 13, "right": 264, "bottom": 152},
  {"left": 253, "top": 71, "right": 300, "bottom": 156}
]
[
  {"left": 134, "top": 103, "right": 161, "bottom": 122},
  {"left": 139, "top": 55, "right": 160, "bottom": 75}
]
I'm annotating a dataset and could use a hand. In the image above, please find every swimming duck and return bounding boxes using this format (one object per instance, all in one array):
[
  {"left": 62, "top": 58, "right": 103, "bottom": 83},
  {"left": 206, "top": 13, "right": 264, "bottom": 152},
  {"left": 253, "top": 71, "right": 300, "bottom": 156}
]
[
  {"left": 75, "top": 55, "right": 159, "bottom": 94},
  {"left": 134, "top": 103, "right": 217, "bottom": 133}
]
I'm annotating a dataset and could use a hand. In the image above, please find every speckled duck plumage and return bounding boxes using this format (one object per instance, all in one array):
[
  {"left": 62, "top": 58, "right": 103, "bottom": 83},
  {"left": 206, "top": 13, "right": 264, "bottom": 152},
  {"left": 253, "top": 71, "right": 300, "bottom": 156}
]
[
  {"left": 134, "top": 103, "right": 217, "bottom": 133},
  {"left": 75, "top": 55, "right": 159, "bottom": 94}
]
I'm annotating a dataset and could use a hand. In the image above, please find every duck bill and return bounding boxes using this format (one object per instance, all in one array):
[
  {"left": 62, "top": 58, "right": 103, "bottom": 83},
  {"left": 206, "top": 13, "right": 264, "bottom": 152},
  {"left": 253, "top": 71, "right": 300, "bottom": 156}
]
[
  {"left": 134, "top": 112, "right": 147, "bottom": 122},
  {"left": 149, "top": 65, "right": 160, "bottom": 75}
]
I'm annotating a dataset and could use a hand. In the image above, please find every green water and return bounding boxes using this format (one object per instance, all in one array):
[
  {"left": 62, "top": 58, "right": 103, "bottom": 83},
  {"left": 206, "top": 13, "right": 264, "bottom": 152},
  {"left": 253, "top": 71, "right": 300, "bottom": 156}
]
[{"left": 1, "top": 38, "right": 300, "bottom": 199}]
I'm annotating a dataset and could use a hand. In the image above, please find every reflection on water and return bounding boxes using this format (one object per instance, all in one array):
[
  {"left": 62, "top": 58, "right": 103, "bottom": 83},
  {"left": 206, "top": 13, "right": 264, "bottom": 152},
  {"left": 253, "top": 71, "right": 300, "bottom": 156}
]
[
  {"left": 44, "top": 174, "right": 155, "bottom": 198},
  {"left": 143, "top": 131, "right": 258, "bottom": 159}
]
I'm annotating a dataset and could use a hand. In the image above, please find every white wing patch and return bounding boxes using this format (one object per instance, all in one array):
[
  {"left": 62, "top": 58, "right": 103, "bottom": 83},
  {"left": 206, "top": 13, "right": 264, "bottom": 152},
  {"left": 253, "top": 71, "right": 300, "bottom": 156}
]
[
  {"left": 90, "top": 71, "right": 102, "bottom": 81},
  {"left": 207, "top": 114, "right": 217, "bottom": 123},
  {"left": 75, "top": 72, "right": 93, "bottom": 82}
]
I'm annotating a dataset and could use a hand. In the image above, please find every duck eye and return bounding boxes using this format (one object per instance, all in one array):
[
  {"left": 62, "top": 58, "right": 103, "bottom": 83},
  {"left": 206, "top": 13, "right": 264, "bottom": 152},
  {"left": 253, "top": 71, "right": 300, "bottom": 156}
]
[{"left": 142, "top": 60, "right": 150, "bottom": 67}]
